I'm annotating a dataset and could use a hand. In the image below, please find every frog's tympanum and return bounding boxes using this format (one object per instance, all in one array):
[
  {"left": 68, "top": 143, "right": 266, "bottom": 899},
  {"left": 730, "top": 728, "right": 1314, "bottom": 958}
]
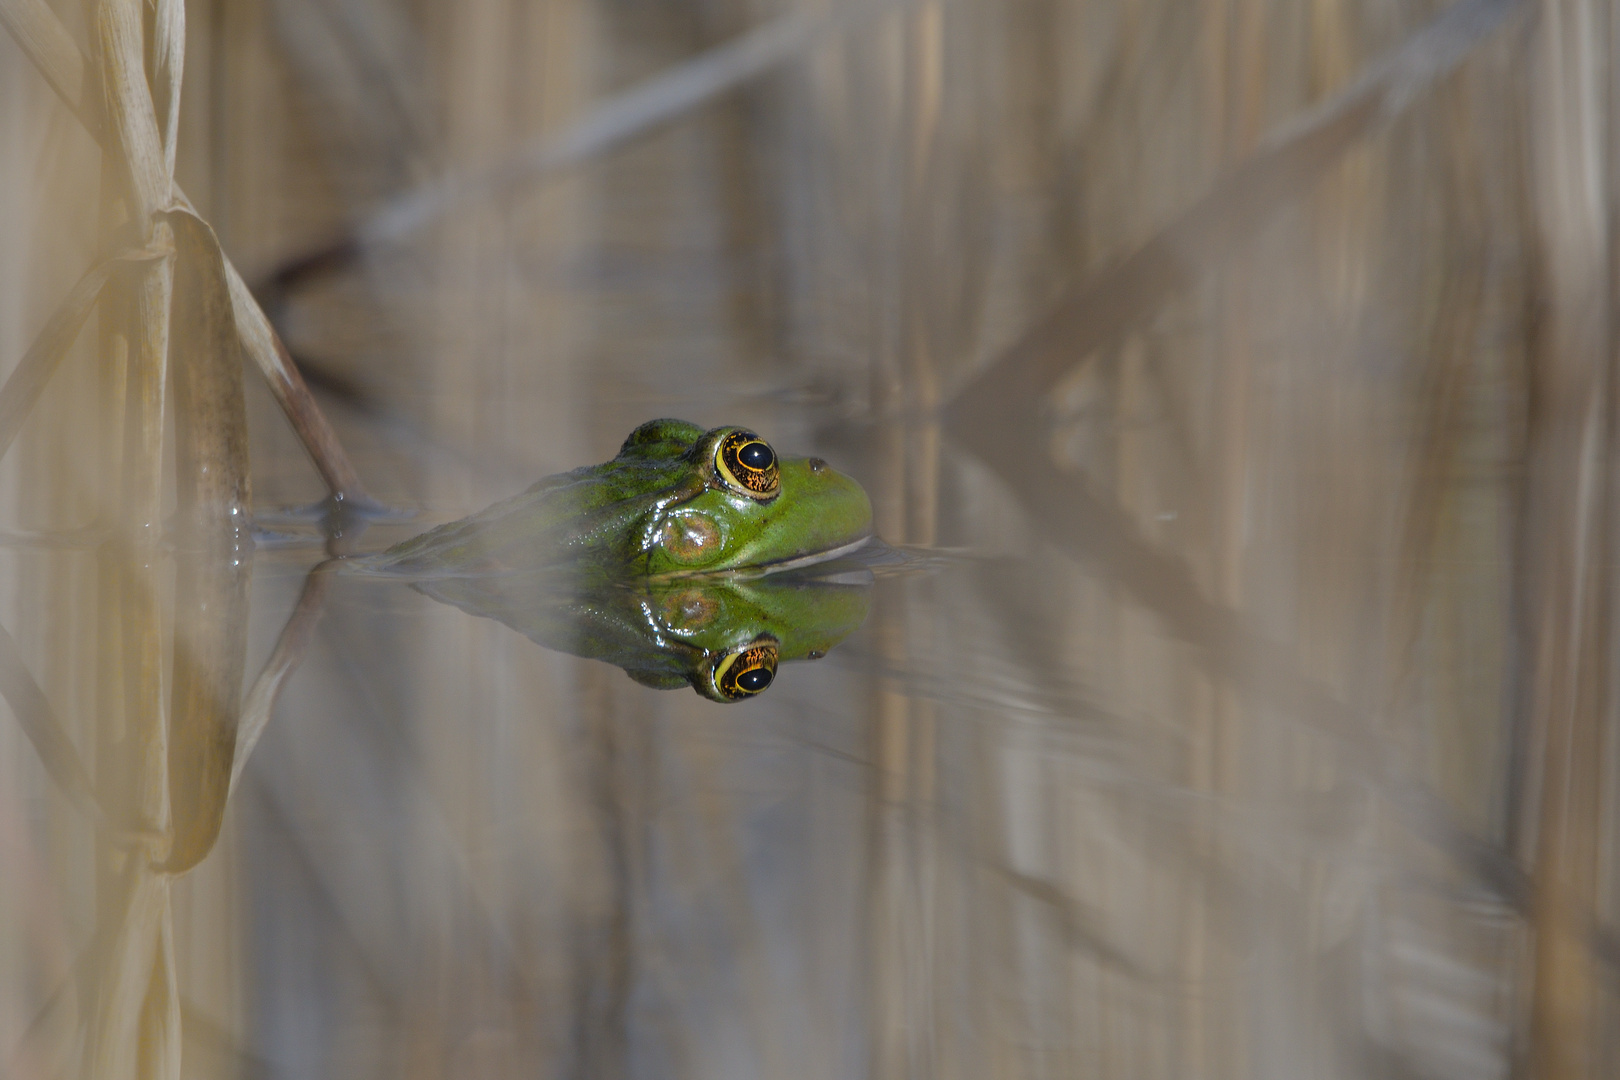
[{"left": 374, "top": 420, "right": 875, "bottom": 700}]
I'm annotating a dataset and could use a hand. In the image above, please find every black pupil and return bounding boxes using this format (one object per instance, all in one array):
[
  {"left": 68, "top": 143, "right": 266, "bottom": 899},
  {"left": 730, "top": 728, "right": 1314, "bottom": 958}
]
[
  {"left": 738, "top": 441, "right": 774, "bottom": 471},
  {"left": 736, "top": 667, "right": 773, "bottom": 692}
]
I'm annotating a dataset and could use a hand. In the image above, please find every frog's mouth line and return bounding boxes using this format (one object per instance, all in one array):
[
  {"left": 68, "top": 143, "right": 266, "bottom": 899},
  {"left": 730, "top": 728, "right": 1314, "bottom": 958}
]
[{"left": 647, "top": 534, "right": 875, "bottom": 582}]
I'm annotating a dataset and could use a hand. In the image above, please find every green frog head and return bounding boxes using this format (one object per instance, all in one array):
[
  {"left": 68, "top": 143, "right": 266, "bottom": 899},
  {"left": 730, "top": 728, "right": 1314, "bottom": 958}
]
[{"left": 376, "top": 419, "right": 873, "bottom": 578}]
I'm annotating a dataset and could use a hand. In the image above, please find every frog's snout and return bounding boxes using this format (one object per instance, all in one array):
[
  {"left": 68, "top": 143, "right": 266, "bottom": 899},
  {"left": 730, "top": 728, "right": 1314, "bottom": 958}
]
[{"left": 770, "top": 457, "right": 873, "bottom": 556}]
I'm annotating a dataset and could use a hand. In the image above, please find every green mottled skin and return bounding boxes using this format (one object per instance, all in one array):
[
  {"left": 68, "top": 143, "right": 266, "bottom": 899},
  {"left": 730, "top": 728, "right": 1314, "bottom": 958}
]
[{"left": 376, "top": 419, "right": 872, "bottom": 579}]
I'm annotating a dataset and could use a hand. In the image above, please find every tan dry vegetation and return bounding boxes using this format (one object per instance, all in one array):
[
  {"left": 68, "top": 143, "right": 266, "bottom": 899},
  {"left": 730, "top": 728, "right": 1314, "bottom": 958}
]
[{"left": 1, "top": 0, "right": 1619, "bottom": 1078}]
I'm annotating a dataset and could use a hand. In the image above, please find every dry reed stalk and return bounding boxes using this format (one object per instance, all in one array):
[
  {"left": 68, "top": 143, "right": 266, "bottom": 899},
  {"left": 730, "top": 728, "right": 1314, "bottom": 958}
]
[
  {"left": 0, "top": 244, "right": 170, "bottom": 459},
  {"left": 162, "top": 212, "right": 253, "bottom": 874},
  {"left": 0, "top": 619, "right": 100, "bottom": 817},
  {"left": 267, "top": 0, "right": 921, "bottom": 293},
  {"left": 140, "top": 907, "right": 181, "bottom": 1080},
  {"left": 0, "top": 9, "right": 374, "bottom": 1055},
  {"left": 230, "top": 562, "right": 334, "bottom": 795},
  {"left": 0, "top": 242, "right": 168, "bottom": 470},
  {"left": 943, "top": 0, "right": 1534, "bottom": 910},
  {"left": 1181, "top": 2, "right": 1262, "bottom": 1067},
  {"left": 94, "top": 0, "right": 177, "bottom": 878},
  {"left": 220, "top": 261, "right": 370, "bottom": 502},
  {"left": 80, "top": 0, "right": 180, "bottom": 1075},
  {"left": 150, "top": 0, "right": 183, "bottom": 175},
  {"left": 0, "top": 0, "right": 102, "bottom": 134},
  {"left": 861, "top": 10, "right": 953, "bottom": 1075},
  {"left": 82, "top": 867, "right": 171, "bottom": 1080},
  {"left": 943, "top": 0, "right": 1525, "bottom": 416},
  {"left": 89, "top": 0, "right": 170, "bottom": 836},
  {"left": 0, "top": 0, "right": 372, "bottom": 505},
  {"left": 1520, "top": 2, "right": 1613, "bottom": 1075}
]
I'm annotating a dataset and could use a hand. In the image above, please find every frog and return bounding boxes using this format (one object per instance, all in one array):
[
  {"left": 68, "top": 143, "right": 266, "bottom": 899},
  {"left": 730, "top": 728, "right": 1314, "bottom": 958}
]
[
  {"left": 416, "top": 566, "right": 873, "bottom": 702},
  {"left": 367, "top": 419, "right": 876, "bottom": 699},
  {"left": 374, "top": 419, "right": 873, "bottom": 581}
]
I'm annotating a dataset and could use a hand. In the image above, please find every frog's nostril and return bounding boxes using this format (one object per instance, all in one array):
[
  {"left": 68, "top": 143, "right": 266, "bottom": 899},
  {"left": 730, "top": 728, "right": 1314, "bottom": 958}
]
[{"left": 808, "top": 457, "right": 827, "bottom": 473}]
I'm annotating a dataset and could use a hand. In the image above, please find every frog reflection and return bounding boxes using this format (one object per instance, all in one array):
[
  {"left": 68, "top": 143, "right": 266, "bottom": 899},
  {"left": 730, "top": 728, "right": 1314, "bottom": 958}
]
[
  {"left": 415, "top": 569, "right": 871, "bottom": 701},
  {"left": 374, "top": 419, "right": 875, "bottom": 700}
]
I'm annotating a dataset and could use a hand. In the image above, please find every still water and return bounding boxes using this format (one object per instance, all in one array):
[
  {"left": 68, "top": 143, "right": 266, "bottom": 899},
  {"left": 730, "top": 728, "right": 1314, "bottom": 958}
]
[
  {"left": 240, "top": 466, "right": 1149, "bottom": 1079},
  {"left": 3, "top": 0, "right": 1617, "bottom": 1076}
]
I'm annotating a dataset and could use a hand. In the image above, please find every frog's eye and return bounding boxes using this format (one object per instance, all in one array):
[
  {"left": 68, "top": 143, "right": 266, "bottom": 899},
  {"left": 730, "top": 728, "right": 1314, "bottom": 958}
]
[
  {"left": 709, "top": 637, "right": 779, "bottom": 701},
  {"left": 714, "top": 430, "right": 780, "bottom": 500}
]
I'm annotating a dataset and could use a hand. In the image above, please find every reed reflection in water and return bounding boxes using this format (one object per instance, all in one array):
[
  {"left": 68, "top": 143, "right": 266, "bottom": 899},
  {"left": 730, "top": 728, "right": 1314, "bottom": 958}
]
[{"left": 2, "top": 0, "right": 1619, "bottom": 1077}]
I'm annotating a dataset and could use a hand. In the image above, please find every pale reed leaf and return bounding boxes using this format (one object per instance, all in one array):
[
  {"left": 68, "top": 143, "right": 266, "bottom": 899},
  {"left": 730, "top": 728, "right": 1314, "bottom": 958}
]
[
  {"left": 945, "top": 0, "right": 1527, "bottom": 413},
  {"left": 93, "top": 0, "right": 170, "bottom": 223},
  {"left": 270, "top": 0, "right": 921, "bottom": 288},
  {"left": 160, "top": 211, "right": 255, "bottom": 874},
  {"left": 83, "top": 869, "right": 169, "bottom": 1080},
  {"left": 0, "top": 619, "right": 100, "bottom": 819},
  {"left": 0, "top": 242, "right": 167, "bottom": 463},
  {"left": 0, "top": 0, "right": 99, "bottom": 133},
  {"left": 230, "top": 563, "right": 334, "bottom": 796},
  {"left": 1, "top": 0, "right": 372, "bottom": 503},
  {"left": 221, "top": 252, "right": 372, "bottom": 501},
  {"left": 151, "top": 0, "right": 184, "bottom": 176},
  {"left": 363, "top": 0, "right": 915, "bottom": 247}
]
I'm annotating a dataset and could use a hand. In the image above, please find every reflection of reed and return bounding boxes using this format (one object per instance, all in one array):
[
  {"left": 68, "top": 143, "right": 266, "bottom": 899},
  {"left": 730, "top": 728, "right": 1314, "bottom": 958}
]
[
  {"left": 2, "top": 0, "right": 360, "bottom": 1074},
  {"left": 1522, "top": 7, "right": 1611, "bottom": 1073},
  {"left": 6, "top": 0, "right": 1620, "bottom": 1077}
]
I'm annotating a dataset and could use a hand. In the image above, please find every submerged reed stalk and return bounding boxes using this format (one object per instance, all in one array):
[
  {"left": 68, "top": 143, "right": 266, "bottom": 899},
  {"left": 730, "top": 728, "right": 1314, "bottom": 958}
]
[{"left": 0, "top": 0, "right": 372, "bottom": 1071}]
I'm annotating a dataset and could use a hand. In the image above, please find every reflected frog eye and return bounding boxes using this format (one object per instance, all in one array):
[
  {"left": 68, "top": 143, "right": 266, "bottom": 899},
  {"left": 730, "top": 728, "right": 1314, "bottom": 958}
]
[
  {"left": 710, "top": 637, "right": 779, "bottom": 701},
  {"left": 714, "top": 430, "right": 780, "bottom": 500}
]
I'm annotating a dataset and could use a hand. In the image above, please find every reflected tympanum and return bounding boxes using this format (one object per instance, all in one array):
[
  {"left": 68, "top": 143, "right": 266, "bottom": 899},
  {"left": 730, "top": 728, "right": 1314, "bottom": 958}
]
[{"left": 416, "top": 569, "right": 872, "bottom": 701}]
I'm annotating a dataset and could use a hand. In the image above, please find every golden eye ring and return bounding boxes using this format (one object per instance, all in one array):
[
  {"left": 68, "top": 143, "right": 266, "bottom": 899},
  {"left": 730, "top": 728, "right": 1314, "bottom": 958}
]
[
  {"left": 714, "top": 430, "right": 780, "bottom": 500},
  {"left": 710, "top": 637, "right": 779, "bottom": 700}
]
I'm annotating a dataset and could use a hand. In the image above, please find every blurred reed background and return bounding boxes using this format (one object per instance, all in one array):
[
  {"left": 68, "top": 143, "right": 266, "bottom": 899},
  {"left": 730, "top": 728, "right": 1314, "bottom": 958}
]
[{"left": 3, "top": 0, "right": 1620, "bottom": 1076}]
